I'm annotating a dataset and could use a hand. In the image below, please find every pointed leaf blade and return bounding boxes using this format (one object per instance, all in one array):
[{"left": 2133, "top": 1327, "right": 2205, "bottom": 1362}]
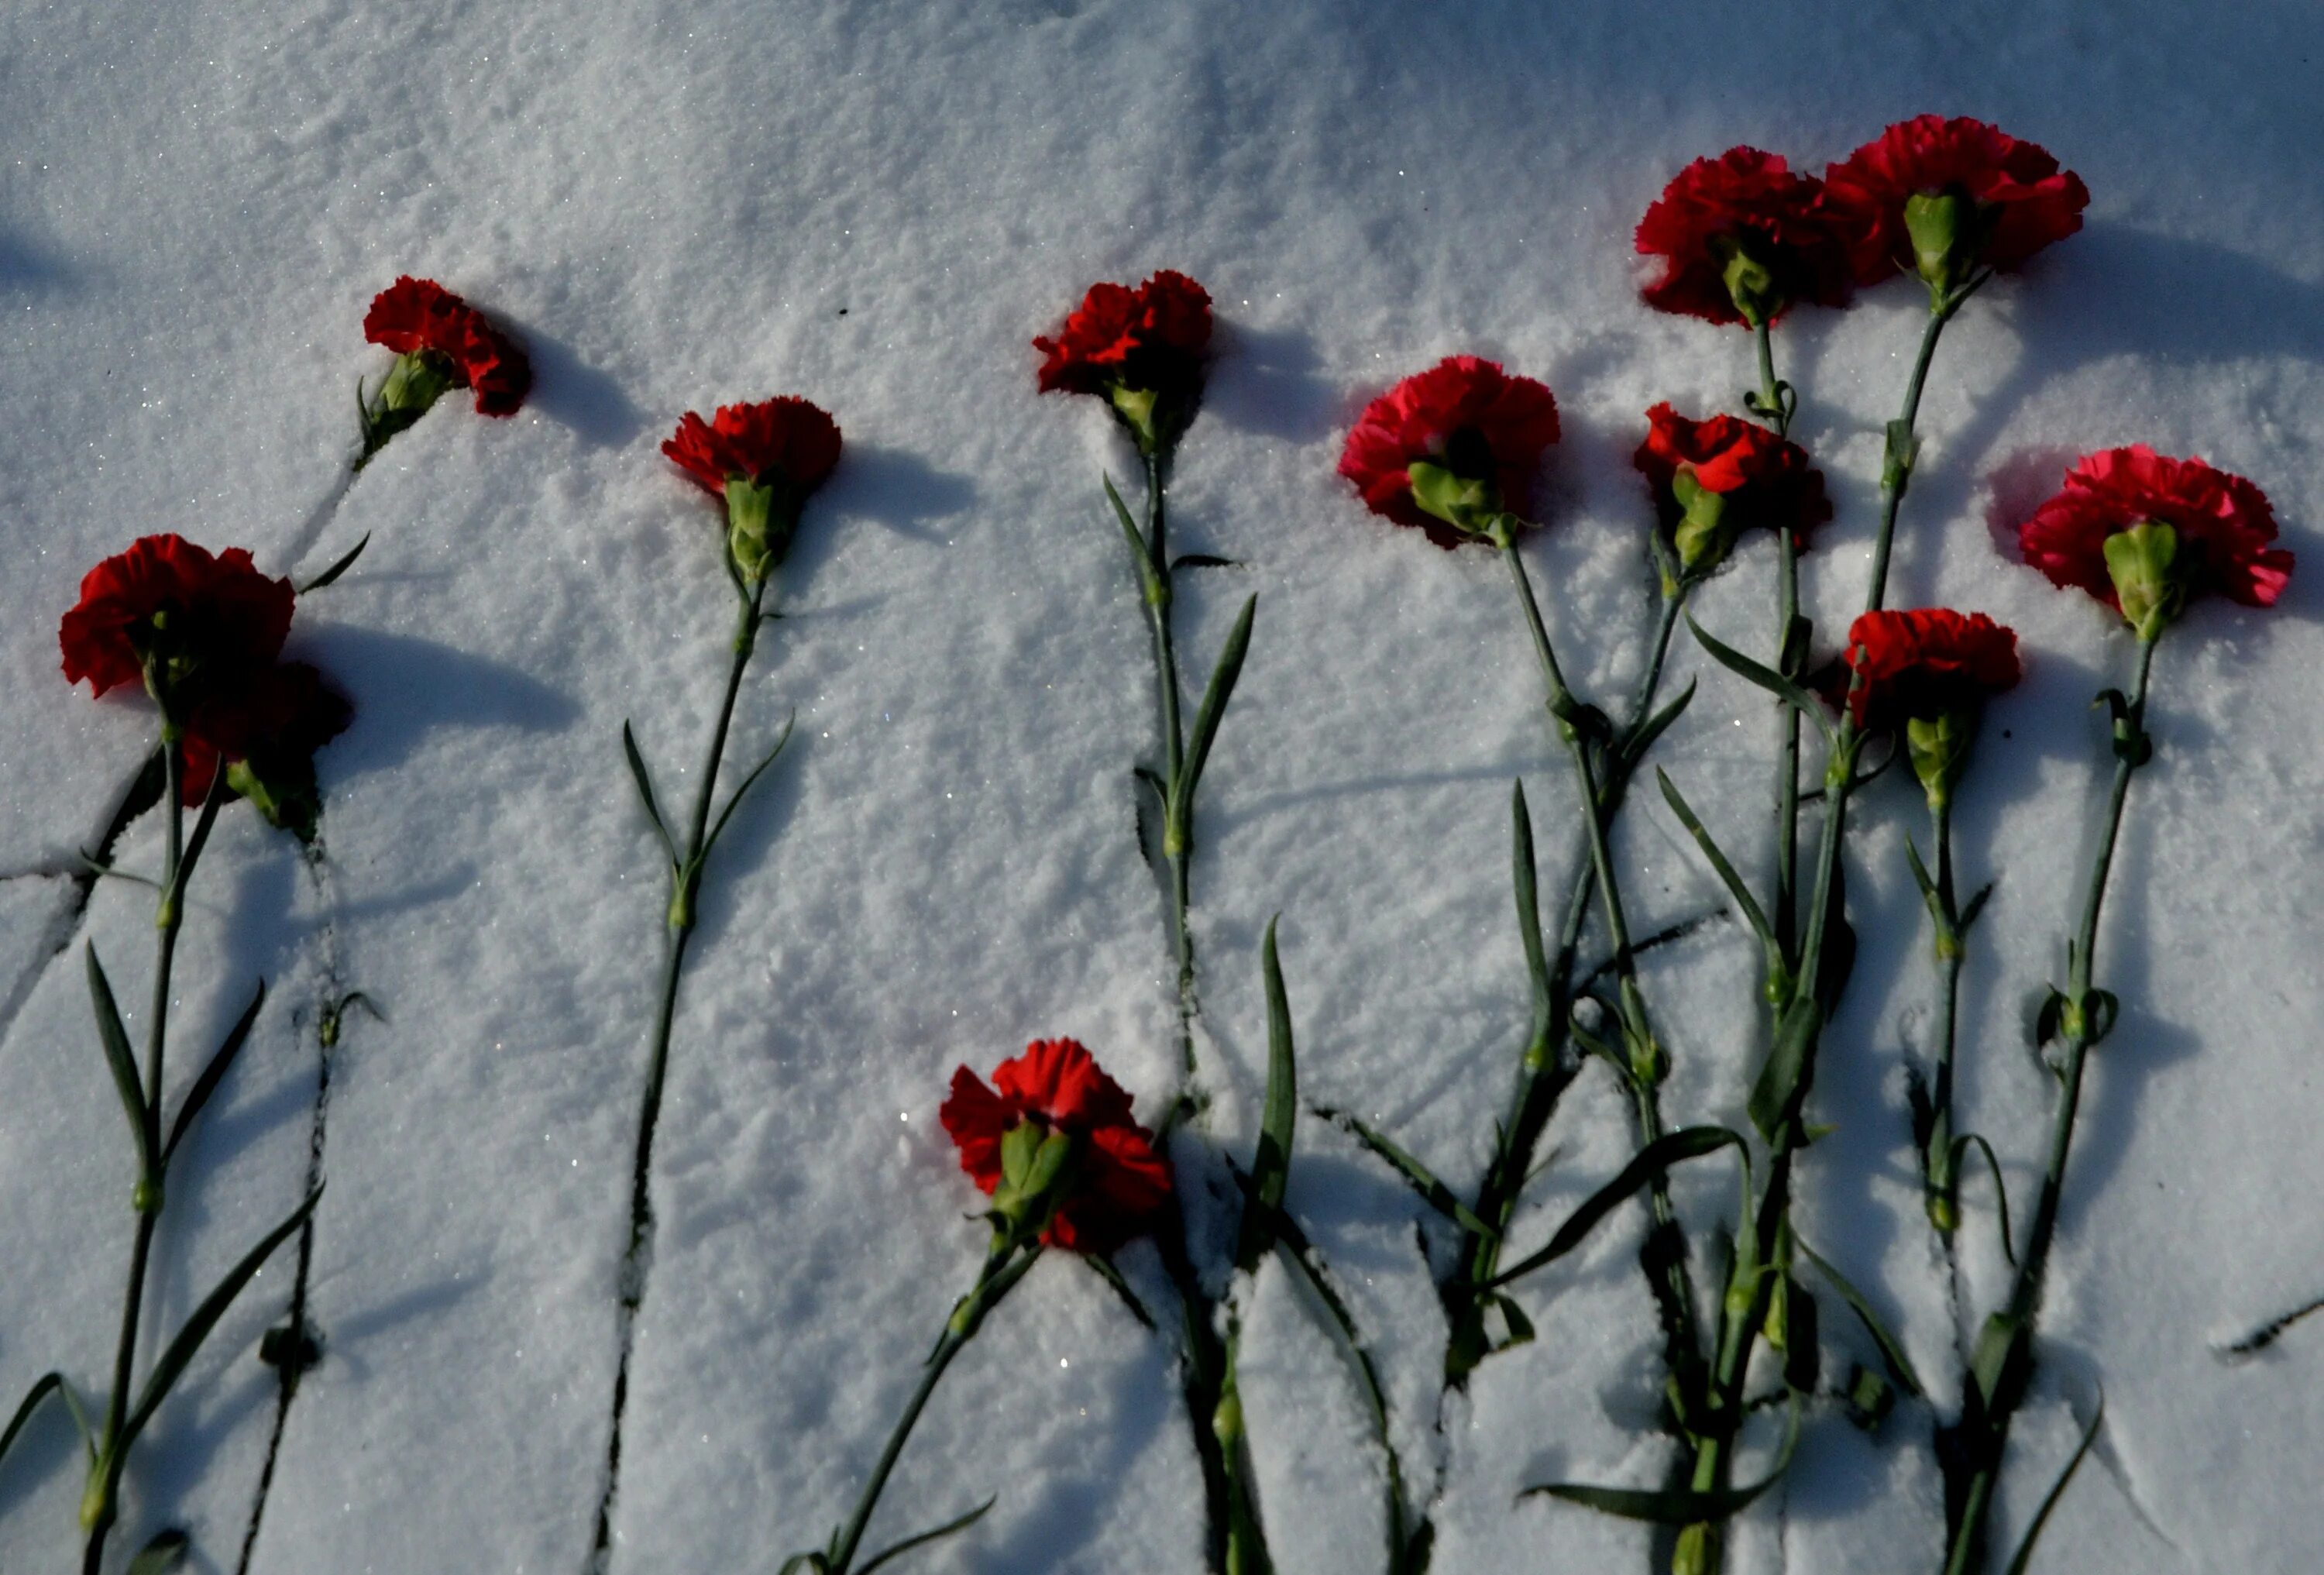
[
  {"left": 1655, "top": 769, "right": 1771, "bottom": 942},
  {"left": 2002, "top": 1390, "right": 2104, "bottom": 1575},
  {"left": 85, "top": 944, "right": 150, "bottom": 1159},
  {"left": 1620, "top": 676, "right": 1697, "bottom": 772},
  {"left": 1521, "top": 1397, "right": 1800, "bottom": 1522},
  {"left": 164, "top": 980, "right": 266, "bottom": 1164},
  {"left": 621, "top": 721, "right": 678, "bottom": 861},
  {"left": 1686, "top": 614, "right": 1836, "bottom": 744},
  {"left": 1796, "top": 1238, "right": 1924, "bottom": 1398},
  {"left": 297, "top": 532, "right": 371, "bottom": 594},
  {"left": 1485, "top": 1127, "right": 1744, "bottom": 1289},
  {"left": 1235, "top": 918, "right": 1297, "bottom": 1274},
  {"left": 705, "top": 713, "right": 798, "bottom": 855},
  {"left": 1314, "top": 1108, "right": 1495, "bottom": 1240},
  {"left": 126, "top": 1528, "right": 190, "bottom": 1575},
  {"left": 856, "top": 1496, "right": 998, "bottom": 1575},
  {"left": 0, "top": 1372, "right": 66, "bottom": 1474},
  {"left": 1177, "top": 594, "right": 1257, "bottom": 803}
]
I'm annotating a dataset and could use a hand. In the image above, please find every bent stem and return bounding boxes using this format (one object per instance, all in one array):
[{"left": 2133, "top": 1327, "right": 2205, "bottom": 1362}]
[
  {"left": 596, "top": 569, "right": 776, "bottom": 1560},
  {"left": 1446, "top": 586, "right": 1687, "bottom": 1381},
  {"left": 820, "top": 1230, "right": 1043, "bottom": 1574},
  {"left": 1941, "top": 634, "right": 2158, "bottom": 1575}
]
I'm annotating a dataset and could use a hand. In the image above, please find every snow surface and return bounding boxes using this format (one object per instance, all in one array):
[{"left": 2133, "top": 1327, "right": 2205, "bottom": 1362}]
[{"left": 5, "top": 2, "right": 2324, "bottom": 1571}]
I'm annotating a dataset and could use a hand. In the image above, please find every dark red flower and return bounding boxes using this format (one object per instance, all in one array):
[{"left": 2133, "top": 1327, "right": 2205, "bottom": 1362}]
[
  {"left": 1635, "top": 147, "right": 1853, "bottom": 325},
  {"left": 1033, "top": 270, "right": 1212, "bottom": 397},
  {"left": 60, "top": 535, "right": 294, "bottom": 700},
  {"left": 940, "top": 1038, "right": 1171, "bottom": 1255},
  {"left": 1635, "top": 403, "right": 1831, "bottom": 562},
  {"left": 662, "top": 398, "right": 844, "bottom": 500},
  {"left": 1840, "top": 608, "right": 2021, "bottom": 731},
  {"left": 180, "top": 661, "right": 354, "bottom": 814},
  {"left": 1338, "top": 356, "right": 1561, "bottom": 548},
  {"left": 2017, "top": 445, "right": 2290, "bottom": 615},
  {"left": 1824, "top": 116, "right": 2089, "bottom": 288},
  {"left": 363, "top": 276, "right": 532, "bottom": 416}
]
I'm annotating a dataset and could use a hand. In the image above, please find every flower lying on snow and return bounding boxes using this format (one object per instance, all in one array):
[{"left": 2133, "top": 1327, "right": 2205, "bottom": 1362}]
[
  {"left": 1337, "top": 356, "right": 1561, "bottom": 548},
  {"left": 1824, "top": 115, "right": 2089, "bottom": 297},
  {"left": 356, "top": 276, "right": 531, "bottom": 468},
  {"left": 663, "top": 397, "right": 844, "bottom": 585},
  {"left": 1033, "top": 270, "right": 1214, "bottom": 453},
  {"left": 1634, "top": 402, "right": 1830, "bottom": 576},
  {"left": 1635, "top": 146, "right": 1853, "bottom": 326}
]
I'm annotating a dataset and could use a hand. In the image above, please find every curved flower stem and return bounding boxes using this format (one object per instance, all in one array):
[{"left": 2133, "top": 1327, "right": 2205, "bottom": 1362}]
[
  {"left": 1496, "top": 537, "right": 1703, "bottom": 1370},
  {"left": 820, "top": 1233, "right": 1042, "bottom": 1574},
  {"left": 594, "top": 572, "right": 775, "bottom": 1562},
  {"left": 1868, "top": 280, "right": 1985, "bottom": 614},
  {"left": 82, "top": 738, "right": 187, "bottom": 1573},
  {"left": 1941, "top": 634, "right": 2157, "bottom": 1575},
  {"left": 1446, "top": 587, "right": 1687, "bottom": 1381}
]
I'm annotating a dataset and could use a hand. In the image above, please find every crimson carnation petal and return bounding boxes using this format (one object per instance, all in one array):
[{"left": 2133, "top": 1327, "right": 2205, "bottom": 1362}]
[
  {"left": 60, "top": 535, "right": 294, "bottom": 698},
  {"left": 1824, "top": 115, "right": 2089, "bottom": 286},
  {"left": 2016, "top": 445, "right": 2291, "bottom": 614},
  {"left": 1337, "top": 356, "right": 1561, "bottom": 549},
  {"left": 1635, "top": 146, "right": 1853, "bottom": 325},
  {"left": 938, "top": 1038, "right": 1171, "bottom": 1254},
  {"left": 1032, "top": 270, "right": 1214, "bottom": 397},
  {"left": 363, "top": 275, "right": 531, "bottom": 417},
  {"left": 1634, "top": 402, "right": 1831, "bottom": 551},
  {"left": 661, "top": 398, "right": 844, "bottom": 498},
  {"left": 180, "top": 661, "right": 354, "bottom": 807},
  {"left": 1841, "top": 608, "right": 2022, "bottom": 731}
]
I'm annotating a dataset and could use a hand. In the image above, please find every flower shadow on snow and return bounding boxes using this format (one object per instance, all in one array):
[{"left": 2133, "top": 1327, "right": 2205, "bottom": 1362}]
[
  {"left": 813, "top": 443, "right": 978, "bottom": 548},
  {"left": 502, "top": 321, "right": 649, "bottom": 451},
  {"left": 289, "top": 624, "right": 583, "bottom": 786},
  {"left": 1201, "top": 322, "right": 1337, "bottom": 446}
]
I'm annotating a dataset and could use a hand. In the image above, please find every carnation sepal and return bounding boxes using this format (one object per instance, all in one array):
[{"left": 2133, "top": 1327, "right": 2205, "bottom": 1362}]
[{"left": 1686, "top": 615, "right": 1837, "bottom": 747}]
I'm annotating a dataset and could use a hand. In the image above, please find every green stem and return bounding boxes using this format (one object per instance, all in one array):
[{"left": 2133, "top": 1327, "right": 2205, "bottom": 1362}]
[
  {"left": 84, "top": 737, "right": 187, "bottom": 1573},
  {"left": 1135, "top": 452, "right": 1201, "bottom": 1084},
  {"left": 1926, "top": 793, "right": 1965, "bottom": 1239},
  {"left": 1752, "top": 317, "right": 1802, "bottom": 970},
  {"left": 1940, "top": 634, "right": 2157, "bottom": 1575},
  {"left": 824, "top": 1236, "right": 1043, "bottom": 1573},
  {"left": 1867, "top": 301, "right": 1957, "bottom": 614}
]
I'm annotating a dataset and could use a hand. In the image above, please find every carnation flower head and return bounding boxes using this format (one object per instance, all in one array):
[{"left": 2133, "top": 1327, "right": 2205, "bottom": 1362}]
[
  {"left": 1635, "top": 402, "right": 1830, "bottom": 576},
  {"left": 1635, "top": 147, "right": 1853, "bottom": 326},
  {"left": 1840, "top": 607, "right": 2020, "bottom": 805},
  {"left": 363, "top": 276, "right": 532, "bottom": 418},
  {"left": 60, "top": 535, "right": 294, "bottom": 709},
  {"left": 940, "top": 1038, "right": 1171, "bottom": 1254},
  {"left": 1033, "top": 270, "right": 1213, "bottom": 452},
  {"left": 1338, "top": 356, "right": 1561, "bottom": 548},
  {"left": 1824, "top": 116, "right": 2089, "bottom": 296},
  {"left": 662, "top": 397, "right": 844, "bottom": 583},
  {"left": 2016, "top": 445, "right": 2289, "bottom": 638}
]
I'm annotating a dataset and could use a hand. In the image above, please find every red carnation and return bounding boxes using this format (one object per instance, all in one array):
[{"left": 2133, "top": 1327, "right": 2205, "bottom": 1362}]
[
  {"left": 1824, "top": 116, "right": 2089, "bottom": 291},
  {"left": 1338, "top": 356, "right": 1561, "bottom": 548},
  {"left": 940, "top": 1038, "right": 1171, "bottom": 1255},
  {"left": 180, "top": 662, "right": 354, "bottom": 828},
  {"left": 1033, "top": 270, "right": 1213, "bottom": 451},
  {"left": 1635, "top": 403, "right": 1830, "bottom": 569},
  {"left": 60, "top": 535, "right": 294, "bottom": 701},
  {"left": 363, "top": 276, "right": 531, "bottom": 417},
  {"left": 2017, "top": 445, "right": 2290, "bottom": 628},
  {"left": 662, "top": 397, "right": 844, "bottom": 500},
  {"left": 1840, "top": 609, "right": 2020, "bottom": 732},
  {"left": 1635, "top": 147, "right": 1853, "bottom": 325}
]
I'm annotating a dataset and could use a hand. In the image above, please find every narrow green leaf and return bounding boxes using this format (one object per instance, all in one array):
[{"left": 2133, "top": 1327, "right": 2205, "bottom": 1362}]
[
  {"left": 1490, "top": 1294, "right": 1536, "bottom": 1351},
  {"left": 704, "top": 713, "right": 797, "bottom": 855},
  {"left": 297, "top": 532, "right": 371, "bottom": 594},
  {"left": 1619, "top": 677, "right": 1697, "bottom": 772},
  {"left": 620, "top": 721, "right": 677, "bottom": 861},
  {"left": 126, "top": 1528, "right": 190, "bottom": 1575},
  {"left": 1958, "top": 880, "right": 1995, "bottom": 934},
  {"left": 163, "top": 979, "right": 266, "bottom": 1164},
  {"left": 1748, "top": 994, "right": 1822, "bottom": 1143},
  {"left": 1686, "top": 614, "right": 1837, "bottom": 745},
  {"left": 1796, "top": 1238, "right": 1924, "bottom": 1398},
  {"left": 1171, "top": 553, "right": 1239, "bottom": 571},
  {"left": 1484, "top": 1126, "right": 1745, "bottom": 1290},
  {"left": 1510, "top": 781, "right": 1550, "bottom": 1002},
  {"left": 1313, "top": 1106, "right": 1496, "bottom": 1240},
  {"left": 2003, "top": 1390, "right": 2105, "bottom": 1575},
  {"left": 1952, "top": 1132, "right": 2018, "bottom": 1265},
  {"left": 1132, "top": 765, "right": 1169, "bottom": 806},
  {"left": 85, "top": 944, "right": 150, "bottom": 1159},
  {"left": 1656, "top": 770, "right": 1772, "bottom": 943},
  {"left": 122, "top": 1188, "right": 323, "bottom": 1454},
  {"left": 176, "top": 766, "right": 229, "bottom": 882},
  {"left": 1521, "top": 1395, "right": 1800, "bottom": 1522},
  {"left": 1176, "top": 594, "right": 1257, "bottom": 803},
  {"left": 0, "top": 1372, "right": 66, "bottom": 1474},
  {"left": 1102, "top": 473, "right": 1161, "bottom": 602},
  {"left": 856, "top": 1495, "right": 997, "bottom": 1574},
  {"left": 1235, "top": 918, "right": 1298, "bottom": 1274},
  {"left": 1903, "top": 834, "right": 1941, "bottom": 912},
  {"left": 1082, "top": 1252, "right": 1155, "bottom": 1329}
]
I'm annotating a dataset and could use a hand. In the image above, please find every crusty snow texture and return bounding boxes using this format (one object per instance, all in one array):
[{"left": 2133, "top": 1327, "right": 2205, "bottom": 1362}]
[{"left": 4, "top": 2, "right": 2323, "bottom": 1573}]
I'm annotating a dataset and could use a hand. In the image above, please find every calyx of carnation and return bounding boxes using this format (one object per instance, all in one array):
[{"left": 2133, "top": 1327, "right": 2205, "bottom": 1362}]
[
  {"left": 2016, "top": 445, "right": 2290, "bottom": 624},
  {"left": 1634, "top": 404, "right": 1830, "bottom": 583},
  {"left": 989, "top": 1120, "right": 1077, "bottom": 1238},
  {"left": 662, "top": 399, "right": 844, "bottom": 585},
  {"left": 1840, "top": 608, "right": 2021, "bottom": 806},
  {"left": 2102, "top": 521, "right": 2184, "bottom": 641},
  {"left": 1033, "top": 271, "right": 1214, "bottom": 456},
  {"left": 1338, "top": 356, "right": 1561, "bottom": 550},
  {"left": 1824, "top": 116, "right": 2090, "bottom": 298}
]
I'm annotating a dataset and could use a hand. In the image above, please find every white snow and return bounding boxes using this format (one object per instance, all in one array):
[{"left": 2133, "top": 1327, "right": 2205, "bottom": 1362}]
[{"left": 5, "top": 2, "right": 2323, "bottom": 1571}]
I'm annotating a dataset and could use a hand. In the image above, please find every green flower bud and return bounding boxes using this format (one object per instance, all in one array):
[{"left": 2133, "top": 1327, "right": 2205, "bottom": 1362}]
[
  {"left": 723, "top": 476, "right": 798, "bottom": 586},
  {"left": 2102, "top": 520, "right": 2184, "bottom": 641},
  {"left": 1670, "top": 467, "right": 1734, "bottom": 573},
  {"left": 1903, "top": 190, "right": 1979, "bottom": 299},
  {"left": 1904, "top": 707, "right": 1977, "bottom": 812},
  {"left": 1719, "top": 238, "right": 1783, "bottom": 326},
  {"left": 1405, "top": 459, "right": 1499, "bottom": 537}
]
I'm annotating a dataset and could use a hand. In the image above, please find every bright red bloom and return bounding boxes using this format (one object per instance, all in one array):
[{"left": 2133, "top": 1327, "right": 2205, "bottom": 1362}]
[
  {"left": 1824, "top": 116, "right": 2089, "bottom": 287},
  {"left": 1840, "top": 609, "right": 2020, "bottom": 731},
  {"left": 1635, "top": 147, "right": 1852, "bottom": 325},
  {"left": 1634, "top": 403, "right": 1830, "bottom": 553},
  {"left": 180, "top": 661, "right": 354, "bottom": 808},
  {"left": 60, "top": 535, "right": 294, "bottom": 699},
  {"left": 940, "top": 1038, "right": 1171, "bottom": 1254},
  {"left": 1033, "top": 270, "right": 1213, "bottom": 398},
  {"left": 1338, "top": 356, "right": 1561, "bottom": 549},
  {"left": 2017, "top": 445, "right": 2290, "bottom": 613},
  {"left": 662, "top": 398, "right": 844, "bottom": 499},
  {"left": 363, "top": 276, "right": 532, "bottom": 416}
]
